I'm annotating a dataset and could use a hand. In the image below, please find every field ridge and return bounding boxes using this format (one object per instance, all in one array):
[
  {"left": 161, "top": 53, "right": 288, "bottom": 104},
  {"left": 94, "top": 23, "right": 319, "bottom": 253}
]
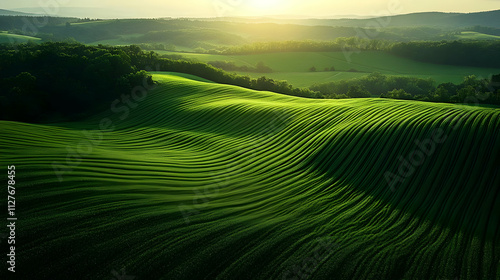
[{"left": 0, "top": 73, "right": 499, "bottom": 279}]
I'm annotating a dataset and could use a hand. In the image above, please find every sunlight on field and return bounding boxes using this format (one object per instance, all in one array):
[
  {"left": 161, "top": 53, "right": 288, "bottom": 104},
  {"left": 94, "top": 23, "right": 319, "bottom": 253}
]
[
  {"left": 2, "top": 73, "right": 498, "bottom": 279},
  {"left": 1, "top": 5, "right": 500, "bottom": 279}
]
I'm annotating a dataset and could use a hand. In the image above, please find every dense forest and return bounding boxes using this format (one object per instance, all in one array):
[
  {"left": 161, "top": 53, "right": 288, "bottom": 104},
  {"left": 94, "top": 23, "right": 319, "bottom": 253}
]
[{"left": 0, "top": 43, "right": 153, "bottom": 122}]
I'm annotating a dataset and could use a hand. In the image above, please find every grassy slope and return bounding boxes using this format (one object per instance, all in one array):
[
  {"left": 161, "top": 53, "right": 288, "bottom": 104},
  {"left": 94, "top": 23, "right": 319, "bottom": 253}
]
[
  {"left": 456, "top": 31, "right": 500, "bottom": 40},
  {"left": 156, "top": 51, "right": 500, "bottom": 87},
  {"left": 0, "top": 73, "right": 499, "bottom": 279},
  {"left": 0, "top": 31, "right": 41, "bottom": 43}
]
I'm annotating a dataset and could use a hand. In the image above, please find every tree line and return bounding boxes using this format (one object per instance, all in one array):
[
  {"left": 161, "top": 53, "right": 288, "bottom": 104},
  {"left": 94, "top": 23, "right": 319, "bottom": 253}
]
[
  {"left": 310, "top": 73, "right": 500, "bottom": 104},
  {"left": 207, "top": 38, "right": 391, "bottom": 55}
]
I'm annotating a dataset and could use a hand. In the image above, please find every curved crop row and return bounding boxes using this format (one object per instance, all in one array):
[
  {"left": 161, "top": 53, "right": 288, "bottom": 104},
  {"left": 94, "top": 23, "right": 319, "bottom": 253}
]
[{"left": 0, "top": 74, "right": 498, "bottom": 279}]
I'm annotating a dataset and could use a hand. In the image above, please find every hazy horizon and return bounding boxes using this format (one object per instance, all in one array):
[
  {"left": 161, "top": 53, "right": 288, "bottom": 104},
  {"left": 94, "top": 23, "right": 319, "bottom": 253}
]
[{"left": 2, "top": 0, "right": 500, "bottom": 19}]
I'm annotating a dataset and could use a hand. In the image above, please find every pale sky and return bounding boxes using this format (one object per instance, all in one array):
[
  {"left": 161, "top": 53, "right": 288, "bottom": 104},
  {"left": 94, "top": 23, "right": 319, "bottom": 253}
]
[{"left": 3, "top": 0, "right": 500, "bottom": 18}]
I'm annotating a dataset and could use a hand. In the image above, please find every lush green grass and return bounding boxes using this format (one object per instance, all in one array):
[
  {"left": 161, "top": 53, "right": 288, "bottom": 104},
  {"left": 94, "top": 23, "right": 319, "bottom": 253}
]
[
  {"left": 156, "top": 50, "right": 500, "bottom": 87},
  {"left": 456, "top": 31, "right": 500, "bottom": 40},
  {"left": 0, "top": 31, "right": 41, "bottom": 43},
  {"left": 153, "top": 71, "right": 214, "bottom": 83},
  {"left": 1, "top": 73, "right": 499, "bottom": 279}
]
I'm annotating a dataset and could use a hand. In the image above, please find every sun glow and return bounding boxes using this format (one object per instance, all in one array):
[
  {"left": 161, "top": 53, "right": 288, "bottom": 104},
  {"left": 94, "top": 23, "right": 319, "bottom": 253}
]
[{"left": 248, "top": 0, "right": 282, "bottom": 12}]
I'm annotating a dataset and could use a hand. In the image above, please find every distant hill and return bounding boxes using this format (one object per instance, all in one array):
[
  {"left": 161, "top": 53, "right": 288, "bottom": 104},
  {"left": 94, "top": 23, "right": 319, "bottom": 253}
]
[
  {"left": 4, "top": 8, "right": 500, "bottom": 28},
  {"left": 204, "top": 10, "right": 500, "bottom": 29},
  {"left": 1, "top": 9, "right": 498, "bottom": 47},
  {"left": 288, "top": 10, "right": 500, "bottom": 29},
  {"left": 0, "top": 15, "right": 79, "bottom": 31},
  {"left": 11, "top": 7, "right": 155, "bottom": 19},
  {"left": 0, "top": 9, "right": 37, "bottom": 16}
]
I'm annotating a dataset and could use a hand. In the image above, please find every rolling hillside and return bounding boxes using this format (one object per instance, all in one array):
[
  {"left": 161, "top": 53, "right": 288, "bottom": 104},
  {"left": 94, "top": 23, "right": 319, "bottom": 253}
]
[
  {"left": 0, "top": 31, "right": 41, "bottom": 43},
  {"left": 0, "top": 73, "right": 499, "bottom": 279}
]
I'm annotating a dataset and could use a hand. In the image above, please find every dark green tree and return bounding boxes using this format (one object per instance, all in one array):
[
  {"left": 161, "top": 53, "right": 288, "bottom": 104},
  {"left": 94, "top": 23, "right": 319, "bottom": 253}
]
[{"left": 347, "top": 85, "right": 370, "bottom": 98}]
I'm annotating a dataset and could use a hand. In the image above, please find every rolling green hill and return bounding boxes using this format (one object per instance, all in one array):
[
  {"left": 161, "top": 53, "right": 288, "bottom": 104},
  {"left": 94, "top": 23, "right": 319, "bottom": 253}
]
[
  {"left": 456, "top": 31, "right": 500, "bottom": 40},
  {"left": 1, "top": 73, "right": 498, "bottom": 279},
  {"left": 156, "top": 50, "right": 500, "bottom": 86},
  {"left": 0, "top": 31, "right": 41, "bottom": 43}
]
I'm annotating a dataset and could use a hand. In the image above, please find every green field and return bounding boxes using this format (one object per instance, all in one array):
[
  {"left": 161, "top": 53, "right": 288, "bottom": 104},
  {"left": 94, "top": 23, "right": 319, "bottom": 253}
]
[
  {"left": 1, "top": 73, "right": 498, "bottom": 279},
  {"left": 157, "top": 50, "right": 500, "bottom": 87},
  {"left": 456, "top": 31, "right": 500, "bottom": 40},
  {"left": 0, "top": 31, "right": 41, "bottom": 44}
]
